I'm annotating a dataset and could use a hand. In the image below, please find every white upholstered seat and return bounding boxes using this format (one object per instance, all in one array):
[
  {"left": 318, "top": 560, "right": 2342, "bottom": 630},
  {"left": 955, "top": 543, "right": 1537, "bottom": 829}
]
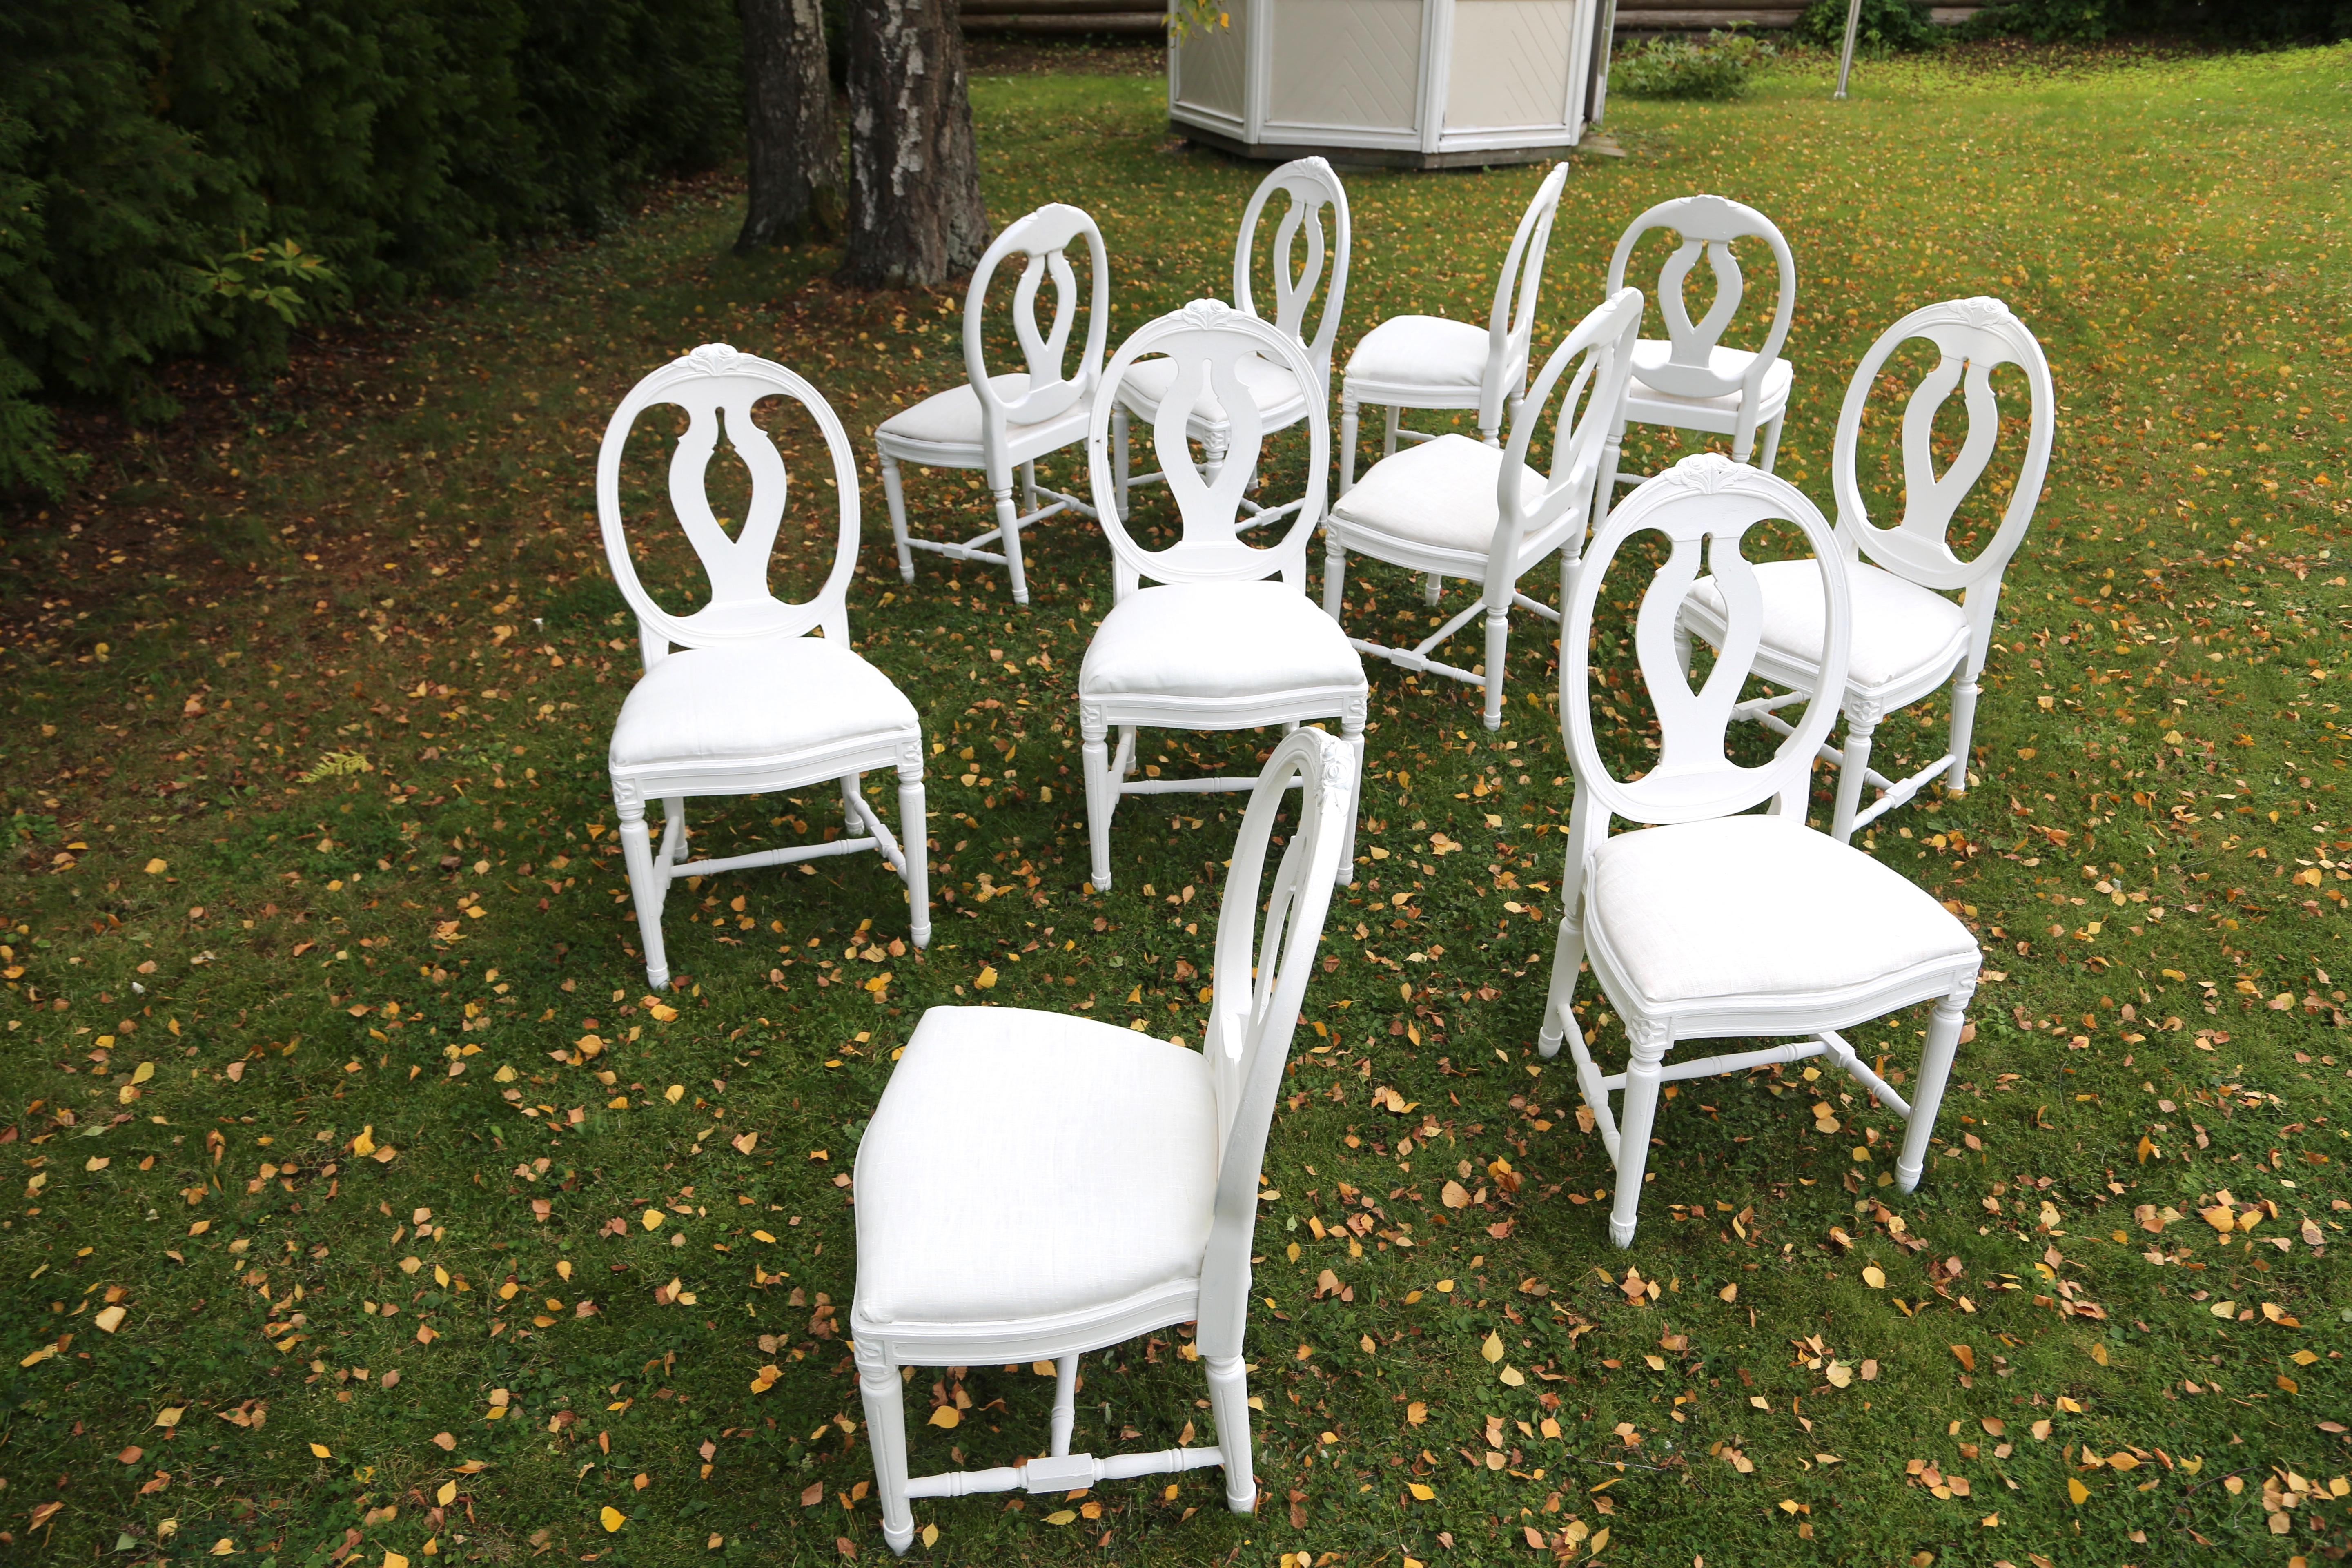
[
  {"left": 1587, "top": 815, "right": 1976, "bottom": 1007},
  {"left": 1326, "top": 434, "right": 1545, "bottom": 557},
  {"left": 1081, "top": 582, "right": 1362, "bottom": 701},
  {"left": 1684, "top": 559, "right": 1967, "bottom": 694},
  {"left": 609, "top": 640, "right": 918, "bottom": 768},
  {"left": 855, "top": 1007, "right": 1216, "bottom": 1327},
  {"left": 875, "top": 373, "right": 1081, "bottom": 451},
  {"left": 1344, "top": 314, "right": 1488, "bottom": 392}
]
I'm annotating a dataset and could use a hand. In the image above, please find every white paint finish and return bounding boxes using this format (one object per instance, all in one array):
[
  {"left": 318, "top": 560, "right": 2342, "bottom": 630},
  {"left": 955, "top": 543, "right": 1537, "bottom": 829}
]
[
  {"left": 1265, "top": 0, "right": 1423, "bottom": 131},
  {"left": 597, "top": 344, "right": 931, "bottom": 991},
  {"left": 851, "top": 727, "right": 1354, "bottom": 1553},
  {"left": 1535, "top": 453, "right": 1981, "bottom": 1249},
  {"left": 1445, "top": 0, "right": 1575, "bottom": 131}
]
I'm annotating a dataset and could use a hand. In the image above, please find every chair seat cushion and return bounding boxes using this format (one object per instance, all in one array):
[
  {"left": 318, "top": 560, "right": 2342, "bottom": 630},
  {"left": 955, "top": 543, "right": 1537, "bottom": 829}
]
[
  {"left": 1117, "top": 351, "right": 1306, "bottom": 429},
  {"left": 608, "top": 639, "right": 918, "bottom": 769},
  {"left": 1344, "top": 314, "right": 1489, "bottom": 394},
  {"left": 1626, "top": 341, "right": 1793, "bottom": 418},
  {"left": 853, "top": 1006, "right": 1218, "bottom": 1326},
  {"left": 1686, "top": 559, "right": 1970, "bottom": 693},
  {"left": 1328, "top": 433, "right": 1545, "bottom": 556},
  {"left": 1081, "top": 581, "right": 1365, "bottom": 701},
  {"left": 876, "top": 373, "right": 1074, "bottom": 450},
  {"left": 1588, "top": 815, "right": 1977, "bottom": 1008}
]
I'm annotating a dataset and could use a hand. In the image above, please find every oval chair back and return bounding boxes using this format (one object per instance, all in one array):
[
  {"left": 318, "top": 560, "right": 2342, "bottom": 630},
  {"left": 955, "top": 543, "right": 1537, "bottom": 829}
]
[
  {"left": 1087, "top": 299, "right": 1330, "bottom": 599},
  {"left": 1604, "top": 194, "right": 1796, "bottom": 407},
  {"left": 963, "top": 203, "right": 1113, "bottom": 493},
  {"left": 597, "top": 342, "right": 862, "bottom": 666},
  {"left": 1562, "top": 453, "right": 1850, "bottom": 837},
  {"left": 1233, "top": 157, "right": 1352, "bottom": 394}
]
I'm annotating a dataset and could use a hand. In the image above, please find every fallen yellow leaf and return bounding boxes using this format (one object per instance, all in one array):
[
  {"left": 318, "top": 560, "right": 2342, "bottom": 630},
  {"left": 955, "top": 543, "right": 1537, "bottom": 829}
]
[
  {"left": 1481, "top": 1330, "right": 1505, "bottom": 1363},
  {"left": 94, "top": 1304, "right": 127, "bottom": 1333},
  {"left": 928, "top": 1406, "right": 960, "bottom": 1429},
  {"left": 310, "top": 1443, "right": 332, "bottom": 1459},
  {"left": 2068, "top": 1478, "right": 2089, "bottom": 1505},
  {"left": 600, "top": 1507, "right": 627, "bottom": 1533},
  {"left": 1408, "top": 1483, "right": 1436, "bottom": 1501},
  {"left": 1861, "top": 1265, "right": 1886, "bottom": 1289},
  {"left": 437, "top": 1481, "right": 457, "bottom": 1506}
]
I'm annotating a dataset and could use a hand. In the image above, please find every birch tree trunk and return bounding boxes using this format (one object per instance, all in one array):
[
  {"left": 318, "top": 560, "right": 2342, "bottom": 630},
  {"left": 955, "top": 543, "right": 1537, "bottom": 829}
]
[
  {"left": 735, "top": 0, "right": 844, "bottom": 250},
  {"left": 840, "top": 0, "right": 990, "bottom": 288}
]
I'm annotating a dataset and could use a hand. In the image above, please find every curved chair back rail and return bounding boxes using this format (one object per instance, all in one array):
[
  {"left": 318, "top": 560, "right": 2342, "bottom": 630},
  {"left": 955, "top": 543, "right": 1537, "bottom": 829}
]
[
  {"left": 963, "top": 203, "right": 1114, "bottom": 469},
  {"left": 1604, "top": 193, "right": 1797, "bottom": 404},
  {"left": 1320, "top": 287, "right": 1641, "bottom": 732}
]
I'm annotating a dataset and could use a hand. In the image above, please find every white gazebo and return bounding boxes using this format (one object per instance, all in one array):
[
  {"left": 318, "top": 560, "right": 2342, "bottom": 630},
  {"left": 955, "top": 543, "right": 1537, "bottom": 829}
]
[{"left": 1168, "top": 0, "right": 1615, "bottom": 170}]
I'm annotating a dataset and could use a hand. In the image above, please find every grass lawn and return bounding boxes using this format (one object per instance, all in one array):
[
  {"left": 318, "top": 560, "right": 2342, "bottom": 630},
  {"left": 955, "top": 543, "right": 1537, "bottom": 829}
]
[{"left": 4, "top": 37, "right": 2350, "bottom": 1568}]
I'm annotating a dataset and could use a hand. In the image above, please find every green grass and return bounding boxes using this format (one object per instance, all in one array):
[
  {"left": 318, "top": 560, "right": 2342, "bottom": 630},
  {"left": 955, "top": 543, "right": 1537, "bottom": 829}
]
[{"left": 4, "top": 38, "right": 2351, "bottom": 1568}]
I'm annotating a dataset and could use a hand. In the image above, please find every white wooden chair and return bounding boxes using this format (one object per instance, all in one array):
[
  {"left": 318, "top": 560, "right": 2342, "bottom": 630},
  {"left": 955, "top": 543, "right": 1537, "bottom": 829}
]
[
  {"left": 875, "top": 203, "right": 1110, "bottom": 606},
  {"left": 1676, "top": 297, "right": 2054, "bottom": 842},
  {"left": 851, "top": 726, "right": 1352, "bottom": 1553},
  {"left": 1536, "top": 453, "right": 1980, "bottom": 1249},
  {"left": 599, "top": 344, "right": 929, "bottom": 992},
  {"left": 1109, "top": 158, "right": 1349, "bottom": 529},
  {"left": 1080, "top": 299, "right": 1366, "bottom": 892},
  {"left": 1337, "top": 161, "right": 1568, "bottom": 496},
  {"left": 1323, "top": 287, "right": 1642, "bottom": 732},
  {"left": 1605, "top": 194, "right": 1797, "bottom": 479}
]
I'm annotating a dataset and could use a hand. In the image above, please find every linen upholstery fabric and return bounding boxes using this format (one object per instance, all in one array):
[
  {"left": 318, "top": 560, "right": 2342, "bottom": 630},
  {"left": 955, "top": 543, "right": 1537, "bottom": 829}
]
[
  {"left": 1627, "top": 341, "right": 1793, "bottom": 416},
  {"left": 854, "top": 1006, "right": 1218, "bottom": 1325},
  {"left": 875, "top": 372, "right": 1069, "bottom": 448},
  {"left": 1345, "top": 315, "right": 1488, "bottom": 390},
  {"left": 1118, "top": 352, "right": 1306, "bottom": 424},
  {"left": 1081, "top": 582, "right": 1363, "bottom": 700},
  {"left": 1327, "top": 434, "right": 1548, "bottom": 553},
  {"left": 1686, "top": 559, "right": 1969, "bottom": 691},
  {"left": 608, "top": 640, "right": 918, "bottom": 768},
  {"left": 1588, "top": 815, "right": 1976, "bottom": 1006}
]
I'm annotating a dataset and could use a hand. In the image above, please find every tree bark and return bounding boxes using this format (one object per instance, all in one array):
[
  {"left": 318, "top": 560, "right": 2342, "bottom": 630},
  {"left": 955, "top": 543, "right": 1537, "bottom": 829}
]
[
  {"left": 840, "top": 0, "right": 991, "bottom": 288},
  {"left": 735, "top": 0, "right": 844, "bottom": 250}
]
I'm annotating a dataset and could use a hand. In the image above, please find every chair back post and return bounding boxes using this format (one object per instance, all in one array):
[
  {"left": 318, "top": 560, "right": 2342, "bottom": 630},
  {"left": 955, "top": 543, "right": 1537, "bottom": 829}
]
[
  {"left": 1829, "top": 296, "right": 2054, "bottom": 669},
  {"left": 1485, "top": 287, "right": 1643, "bottom": 610},
  {"left": 1086, "top": 301, "right": 1330, "bottom": 599},
  {"left": 1232, "top": 157, "right": 1351, "bottom": 394},
  {"left": 596, "top": 343, "right": 861, "bottom": 666},
  {"left": 1604, "top": 194, "right": 1797, "bottom": 449},
  {"left": 1481, "top": 162, "right": 1572, "bottom": 438},
  {"left": 961, "top": 203, "right": 1112, "bottom": 492},
  {"left": 1561, "top": 453, "right": 1849, "bottom": 831},
  {"left": 1196, "top": 727, "right": 1351, "bottom": 1361}
]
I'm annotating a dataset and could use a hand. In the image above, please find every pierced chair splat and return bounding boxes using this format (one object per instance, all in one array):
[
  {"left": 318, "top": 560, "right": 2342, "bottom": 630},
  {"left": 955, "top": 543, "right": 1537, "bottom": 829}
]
[
  {"left": 1079, "top": 299, "right": 1367, "bottom": 893},
  {"left": 1676, "top": 297, "right": 2054, "bottom": 843},
  {"left": 1325, "top": 287, "right": 1642, "bottom": 731},
  {"left": 875, "top": 203, "right": 1111, "bottom": 606},
  {"left": 1536, "top": 453, "right": 1982, "bottom": 1249},
  {"left": 850, "top": 727, "right": 1354, "bottom": 1554},
  {"left": 1339, "top": 161, "right": 1568, "bottom": 497},
  {"left": 599, "top": 343, "right": 930, "bottom": 993},
  {"left": 1109, "top": 158, "right": 1349, "bottom": 529},
  {"left": 1605, "top": 194, "right": 1797, "bottom": 479}
]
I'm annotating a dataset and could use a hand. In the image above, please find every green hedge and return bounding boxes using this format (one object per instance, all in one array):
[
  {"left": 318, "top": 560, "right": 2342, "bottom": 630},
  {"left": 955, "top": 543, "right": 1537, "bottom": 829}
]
[{"left": 0, "top": 0, "right": 741, "bottom": 496}]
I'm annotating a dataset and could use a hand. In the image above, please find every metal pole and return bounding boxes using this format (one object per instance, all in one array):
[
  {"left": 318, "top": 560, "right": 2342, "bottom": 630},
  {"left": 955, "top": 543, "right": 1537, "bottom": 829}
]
[{"left": 1834, "top": 0, "right": 1863, "bottom": 99}]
